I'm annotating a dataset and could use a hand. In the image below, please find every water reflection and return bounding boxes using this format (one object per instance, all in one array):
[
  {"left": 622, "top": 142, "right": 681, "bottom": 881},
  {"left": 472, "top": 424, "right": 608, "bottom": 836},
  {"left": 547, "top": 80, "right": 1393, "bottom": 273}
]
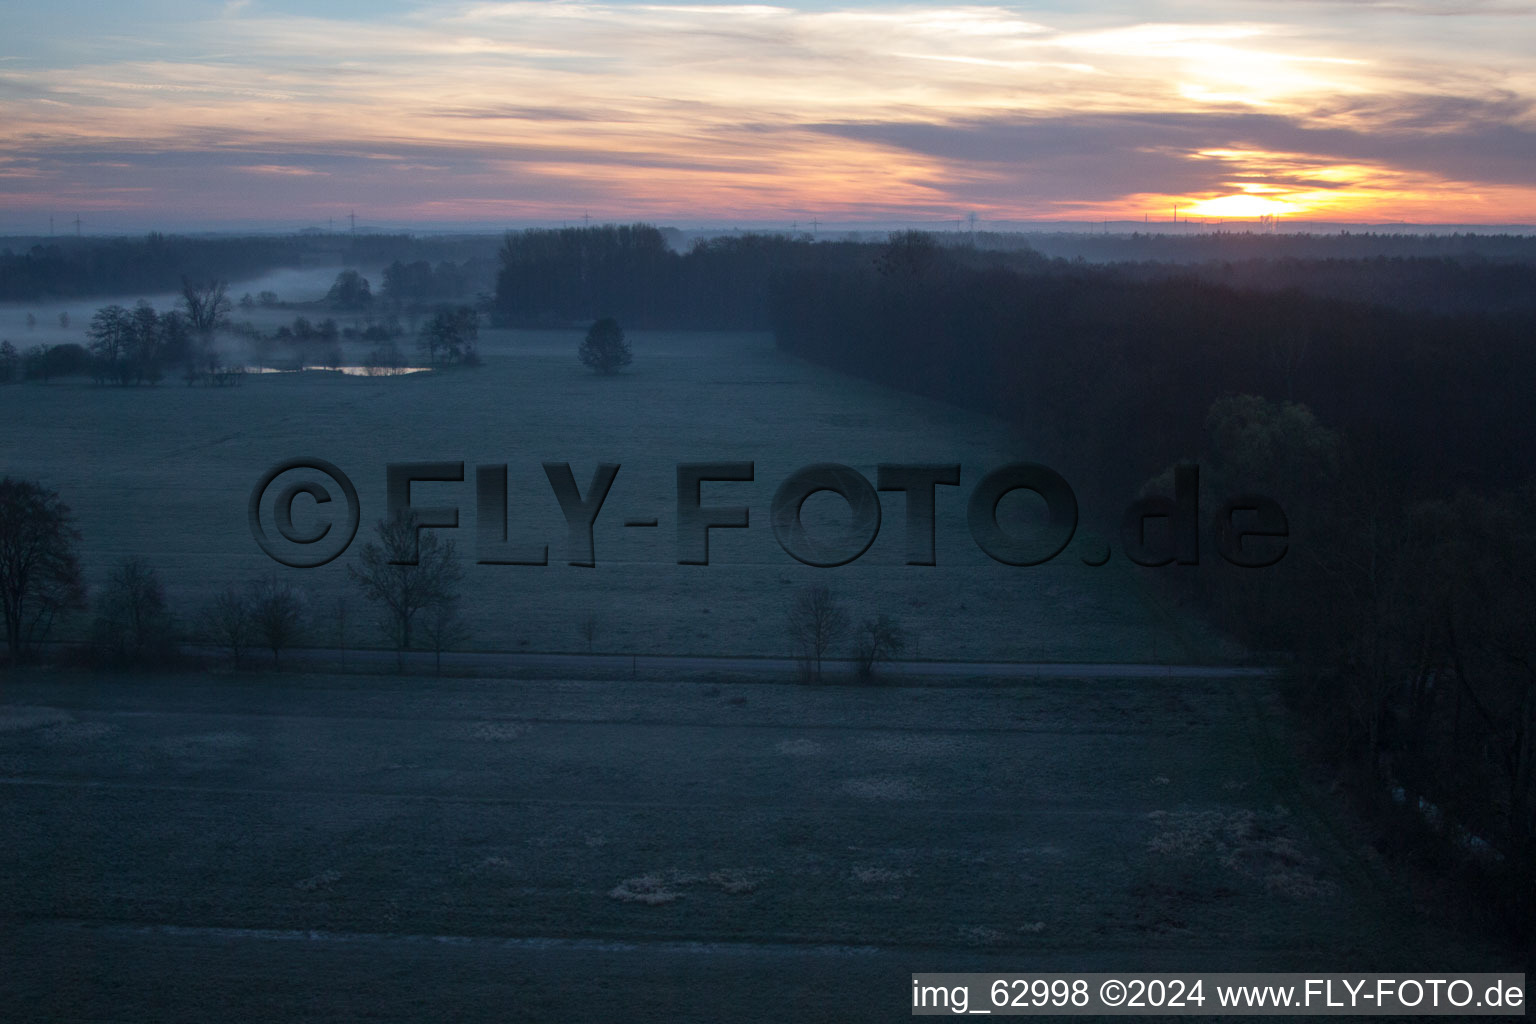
[{"left": 241, "top": 365, "right": 430, "bottom": 376}]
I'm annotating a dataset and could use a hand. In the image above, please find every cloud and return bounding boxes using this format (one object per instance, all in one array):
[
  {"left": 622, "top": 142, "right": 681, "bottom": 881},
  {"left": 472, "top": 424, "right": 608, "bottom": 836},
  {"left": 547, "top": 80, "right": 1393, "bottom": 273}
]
[
  {"left": 234, "top": 164, "right": 330, "bottom": 176},
  {"left": 428, "top": 104, "right": 609, "bottom": 123},
  {"left": 811, "top": 100, "right": 1536, "bottom": 200},
  {"left": 1294, "top": 0, "right": 1535, "bottom": 14},
  {"left": 2, "top": 1, "right": 1535, "bottom": 223}
]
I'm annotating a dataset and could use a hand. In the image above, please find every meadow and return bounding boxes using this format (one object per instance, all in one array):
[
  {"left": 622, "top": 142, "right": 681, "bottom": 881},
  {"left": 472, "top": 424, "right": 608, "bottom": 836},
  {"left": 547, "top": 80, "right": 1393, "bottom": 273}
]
[{"left": 2, "top": 304, "right": 1235, "bottom": 664}]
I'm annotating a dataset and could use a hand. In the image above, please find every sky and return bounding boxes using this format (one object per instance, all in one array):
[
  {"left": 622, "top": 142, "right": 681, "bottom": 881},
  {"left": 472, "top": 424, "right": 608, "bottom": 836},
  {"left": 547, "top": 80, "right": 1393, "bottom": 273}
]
[{"left": 2, "top": 0, "right": 1535, "bottom": 230}]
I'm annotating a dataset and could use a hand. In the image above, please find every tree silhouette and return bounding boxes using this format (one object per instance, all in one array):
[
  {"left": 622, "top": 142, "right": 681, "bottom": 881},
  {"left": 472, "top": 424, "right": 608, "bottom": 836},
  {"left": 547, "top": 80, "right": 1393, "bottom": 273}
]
[
  {"left": 422, "top": 597, "right": 471, "bottom": 676},
  {"left": 327, "top": 269, "right": 373, "bottom": 310},
  {"left": 181, "top": 278, "right": 231, "bottom": 337},
  {"left": 786, "top": 585, "right": 849, "bottom": 683},
  {"left": 854, "top": 614, "right": 906, "bottom": 682},
  {"left": 200, "top": 584, "right": 253, "bottom": 669},
  {"left": 578, "top": 317, "right": 632, "bottom": 374},
  {"left": 250, "top": 574, "right": 305, "bottom": 668},
  {"left": 92, "top": 558, "right": 175, "bottom": 666},
  {"left": 417, "top": 306, "right": 479, "bottom": 365},
  {"left": 0, "top": 478, "right": 86, "bottom": 662},
  {"left": 348, "top": 511, "right": 463, "bottom": 669}
]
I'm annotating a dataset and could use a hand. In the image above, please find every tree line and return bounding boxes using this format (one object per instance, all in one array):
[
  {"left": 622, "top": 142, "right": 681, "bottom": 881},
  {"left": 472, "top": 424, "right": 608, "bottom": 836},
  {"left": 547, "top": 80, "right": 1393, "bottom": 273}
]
[
  {"left": 493, "top": 224, "right": 871, "bottom": 328},
  {"left": 492, "top": 222, "right": 1536, "bottom": 329},
  {"left": 0, "top": 233, "right": 502, "bottom": 303},
  {"left": 381, "top": 257, "right": 495, "bottom": 309},
  {"left": 1011, "top": 228, "right": 1536, "bottom": 266},
  {"left": 0, "top": 479, "right": 471, "bottom": 675},
  {"left": 0, "top": 279, "right": 240, "bottom": 387},
  {"left": 0, "top": 270, "right": 483, "bottom": 383}
]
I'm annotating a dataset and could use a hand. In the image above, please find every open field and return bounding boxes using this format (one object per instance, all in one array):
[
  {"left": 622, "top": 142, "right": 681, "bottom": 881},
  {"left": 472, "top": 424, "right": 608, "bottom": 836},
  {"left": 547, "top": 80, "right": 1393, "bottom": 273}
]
[
  {"left": 1, "top": 324, "right": 1235, "bottom": 663},
  {"left": 0, "top": 669, "right": 1504, "bottom": 1021}
]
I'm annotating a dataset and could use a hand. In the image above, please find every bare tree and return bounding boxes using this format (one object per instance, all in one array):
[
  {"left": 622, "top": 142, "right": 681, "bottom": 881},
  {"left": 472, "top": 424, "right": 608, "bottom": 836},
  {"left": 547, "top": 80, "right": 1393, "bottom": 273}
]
[
  {"left": 0, "top": 477, "right": 86, "bottom": 662},
  {"left": 577, "top": 610, "right": 599, "bottom": 652},
  {"left": 422, "top": 597, "right": 471, "bottom": 676},
  {"left": 854, "top": 614, "right": 907, "bottom": 682},
  {"left": 92, "top": 558, "right": 175, "bottom": 666},
  {"left": 250, "top": 574, "right": 305, "bottom": 668},
  {"left": 87, "top": 305, "right": 132, "bottom": 380},
  {"left": 200, "top": 584, "right": 253, "bottom": 668},
  {"left": 181, "top": 277, "right": 231, "bottom": 337},
  {"left": 786, "top": 585, "right": 850, "bottom": 683},
  {"left": 348, "top": 511, "right": 463, "bottom": 669},
  {"left": 331, "top": 595, "right": 349, "bottom": 670}
]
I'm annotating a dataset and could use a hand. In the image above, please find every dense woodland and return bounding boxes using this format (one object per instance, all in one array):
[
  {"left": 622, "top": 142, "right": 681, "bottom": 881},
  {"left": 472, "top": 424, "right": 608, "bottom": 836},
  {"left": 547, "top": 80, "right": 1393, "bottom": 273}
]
[
  {"left": 492, "top": 225, "right": 868, "bottom": 328},
  {"left": 766, "top": 231, "right": 1536, "bottom": 946}
]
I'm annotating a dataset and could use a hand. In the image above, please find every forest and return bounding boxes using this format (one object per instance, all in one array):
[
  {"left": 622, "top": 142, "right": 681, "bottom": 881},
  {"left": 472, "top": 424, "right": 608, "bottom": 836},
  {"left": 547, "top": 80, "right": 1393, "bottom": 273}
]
[{"left": 764, "top": 231, "right": 1536, "bottom": 945}]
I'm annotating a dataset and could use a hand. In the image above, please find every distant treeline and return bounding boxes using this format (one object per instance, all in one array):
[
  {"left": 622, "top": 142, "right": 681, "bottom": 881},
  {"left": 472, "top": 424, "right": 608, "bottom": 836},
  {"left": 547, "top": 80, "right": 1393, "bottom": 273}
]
[
  {"left": 1011, "top": 229, "right": 1536, "bottom": 264},
  {"left": 492, "top": 223, "right": 1536, "bottom": 328},
  {"left": 0, "top": 233, "right": 502, "bottom": 302},
  {"left": 493, "top": 225, "right": 873, "bottom": 328},
  {"left": 381, "top": 257, "right": 495, "bottom": 308}
]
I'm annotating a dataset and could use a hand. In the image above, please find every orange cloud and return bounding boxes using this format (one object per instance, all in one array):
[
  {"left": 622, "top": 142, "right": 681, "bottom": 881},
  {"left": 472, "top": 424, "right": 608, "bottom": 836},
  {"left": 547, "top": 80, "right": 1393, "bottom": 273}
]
[{"left": 2, "top": 2, "right": 1533, "bottom": 226}]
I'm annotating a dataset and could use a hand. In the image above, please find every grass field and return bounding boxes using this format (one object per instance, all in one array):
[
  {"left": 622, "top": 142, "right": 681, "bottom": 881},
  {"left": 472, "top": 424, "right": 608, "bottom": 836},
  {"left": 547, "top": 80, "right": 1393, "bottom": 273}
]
[
  {"left": 1, "top": 321, "right": 1235, "bottom": 663},
  {"left": 0, "top": 669, "right": 1503, "bottom": 1022}
]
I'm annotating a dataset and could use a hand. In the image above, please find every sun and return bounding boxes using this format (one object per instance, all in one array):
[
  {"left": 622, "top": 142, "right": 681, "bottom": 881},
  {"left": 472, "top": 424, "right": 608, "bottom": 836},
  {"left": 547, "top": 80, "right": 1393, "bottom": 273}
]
[{"left": 1183, "top": 193, "right": 1300, "bottom": 219}]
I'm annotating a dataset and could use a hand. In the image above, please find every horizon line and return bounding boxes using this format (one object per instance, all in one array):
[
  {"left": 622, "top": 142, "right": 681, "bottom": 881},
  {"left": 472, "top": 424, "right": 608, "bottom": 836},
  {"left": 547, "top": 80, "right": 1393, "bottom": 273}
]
[{"left": 5, "top": 219, "right": 1536, "bottom": 240}]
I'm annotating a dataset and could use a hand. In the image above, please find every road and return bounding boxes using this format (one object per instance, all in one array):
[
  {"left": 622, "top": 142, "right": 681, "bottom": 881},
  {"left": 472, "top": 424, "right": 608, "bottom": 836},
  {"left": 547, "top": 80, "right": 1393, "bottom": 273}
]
[{"left": 220, "top": 644, "right": 1279, "bottom": 680}]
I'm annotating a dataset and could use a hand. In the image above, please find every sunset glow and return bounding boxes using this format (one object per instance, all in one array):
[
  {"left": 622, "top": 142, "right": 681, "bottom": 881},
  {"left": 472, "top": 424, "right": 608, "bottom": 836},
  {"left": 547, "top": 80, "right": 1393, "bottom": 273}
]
[{"left": 2, "top": 1, "right": 1534, "bottom": 229}]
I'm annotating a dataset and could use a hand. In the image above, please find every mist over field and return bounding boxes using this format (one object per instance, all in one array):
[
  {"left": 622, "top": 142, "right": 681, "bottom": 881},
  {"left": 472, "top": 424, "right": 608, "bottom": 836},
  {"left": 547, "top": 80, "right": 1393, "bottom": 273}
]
[{"left": 0, "top": 264, "right": 382, "bottom": 366}]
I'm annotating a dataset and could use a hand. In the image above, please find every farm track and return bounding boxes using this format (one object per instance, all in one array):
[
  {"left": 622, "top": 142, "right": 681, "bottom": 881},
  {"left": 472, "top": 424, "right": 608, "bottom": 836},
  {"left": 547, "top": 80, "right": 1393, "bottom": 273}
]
[{"left": 175, "top": 643, "right": 1279, "bottom": 680}]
